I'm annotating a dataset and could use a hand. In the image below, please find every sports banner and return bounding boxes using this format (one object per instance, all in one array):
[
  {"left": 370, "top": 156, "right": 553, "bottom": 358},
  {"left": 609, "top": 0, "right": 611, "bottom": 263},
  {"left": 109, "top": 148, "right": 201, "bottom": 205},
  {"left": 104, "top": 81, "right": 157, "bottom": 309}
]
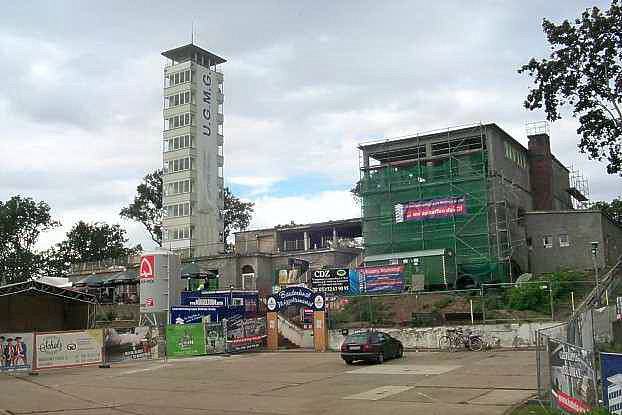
[
  {"left": 0, "top": 332, "right": 33, "bottom": 372},
  {"left": 395, "top": 196, "right": 466, "bottom": 223},
  {"left": 35, "top": 330, "right": 103, "bottom": 369},
  {"left": 227, "top": 317, "right": 266, "bottom": 353},
  {"left": 548, "top": 338, "right": 596, "bottom": 414}
]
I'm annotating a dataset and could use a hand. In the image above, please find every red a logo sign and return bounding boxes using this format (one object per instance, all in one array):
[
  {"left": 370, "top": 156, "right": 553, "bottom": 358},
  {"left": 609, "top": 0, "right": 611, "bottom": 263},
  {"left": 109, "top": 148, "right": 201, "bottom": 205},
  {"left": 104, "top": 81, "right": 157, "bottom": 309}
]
[{"left": 139, "top": 256, "right": 155, "bottom": 281}]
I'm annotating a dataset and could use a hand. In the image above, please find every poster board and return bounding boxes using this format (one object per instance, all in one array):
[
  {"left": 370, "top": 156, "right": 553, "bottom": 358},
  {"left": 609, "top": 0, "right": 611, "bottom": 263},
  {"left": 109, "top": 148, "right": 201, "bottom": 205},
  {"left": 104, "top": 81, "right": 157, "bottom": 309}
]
[
  {"left": 35, "top": 330, "right": 103, "bottom": 369},
  {"left": 166, "top": 323, "right": 206, "bottom": 358},
  {"left": 0, "top": 332, "right": 34, "bottom": 372}
]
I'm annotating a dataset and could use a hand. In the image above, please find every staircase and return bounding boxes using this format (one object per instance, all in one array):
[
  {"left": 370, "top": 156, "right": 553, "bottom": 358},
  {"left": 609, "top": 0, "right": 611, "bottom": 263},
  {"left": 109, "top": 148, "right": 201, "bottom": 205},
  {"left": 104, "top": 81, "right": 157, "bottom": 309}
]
[{"left": 277, "top": 314, "right": 314, "bottom": 349}]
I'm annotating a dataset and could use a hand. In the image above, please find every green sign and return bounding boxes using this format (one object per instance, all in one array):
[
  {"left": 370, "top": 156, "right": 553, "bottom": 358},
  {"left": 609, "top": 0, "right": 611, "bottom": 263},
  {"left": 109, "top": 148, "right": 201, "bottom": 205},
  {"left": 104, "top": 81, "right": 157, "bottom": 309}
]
[{"left": 166, "top": 324, "right": 206, "bottom": 357}]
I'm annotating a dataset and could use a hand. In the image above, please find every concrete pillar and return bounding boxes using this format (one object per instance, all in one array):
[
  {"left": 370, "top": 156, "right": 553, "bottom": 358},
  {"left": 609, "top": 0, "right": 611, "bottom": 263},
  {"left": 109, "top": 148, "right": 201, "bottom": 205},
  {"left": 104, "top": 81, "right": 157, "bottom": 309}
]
[
  {"left": 304, "top": 231, "right": 309, "bottom": 251},
  {"left": 332, "top": 227, "right": 337, "bottom": 247},
  {"left": 267, "top": 312, "right": 278, "bottom": 351},
  {"left": 313, "top": 310, "right": 327, "bottom": 352}
]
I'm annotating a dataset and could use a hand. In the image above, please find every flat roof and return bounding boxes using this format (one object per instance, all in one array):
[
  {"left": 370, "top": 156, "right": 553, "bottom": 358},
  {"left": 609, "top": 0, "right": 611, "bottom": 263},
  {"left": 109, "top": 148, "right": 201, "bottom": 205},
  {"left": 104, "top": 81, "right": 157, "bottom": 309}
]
[
  {"left": 0, "top": 280, "right": 97, "bottom": 304},
  {"left": 162, "top": 43, "right": 226, "bottom": 66},
  {"left": 236, "top": 217, "right": 362, "bottom": 235}
]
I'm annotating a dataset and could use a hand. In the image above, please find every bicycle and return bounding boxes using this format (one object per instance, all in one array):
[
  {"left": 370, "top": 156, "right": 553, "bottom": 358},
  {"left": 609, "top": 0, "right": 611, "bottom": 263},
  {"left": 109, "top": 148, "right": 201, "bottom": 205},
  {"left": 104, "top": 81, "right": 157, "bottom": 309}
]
[{"left": 438, "top": 328, "right": 484, "bottom": 352}]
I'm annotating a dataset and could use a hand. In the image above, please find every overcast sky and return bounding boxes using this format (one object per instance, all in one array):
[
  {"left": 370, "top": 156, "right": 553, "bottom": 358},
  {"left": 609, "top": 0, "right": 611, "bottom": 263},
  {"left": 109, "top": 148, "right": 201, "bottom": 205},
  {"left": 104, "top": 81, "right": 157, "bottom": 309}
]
[{"left": 0, "top": 0, "right": 620, "bottom": 251}]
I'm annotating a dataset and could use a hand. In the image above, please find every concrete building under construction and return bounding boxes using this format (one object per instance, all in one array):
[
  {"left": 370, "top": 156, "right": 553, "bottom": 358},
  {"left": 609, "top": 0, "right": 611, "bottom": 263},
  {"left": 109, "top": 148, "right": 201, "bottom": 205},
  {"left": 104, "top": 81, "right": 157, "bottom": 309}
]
[{"left": 358, "top": 122, "right": 600, "bottom": 288}]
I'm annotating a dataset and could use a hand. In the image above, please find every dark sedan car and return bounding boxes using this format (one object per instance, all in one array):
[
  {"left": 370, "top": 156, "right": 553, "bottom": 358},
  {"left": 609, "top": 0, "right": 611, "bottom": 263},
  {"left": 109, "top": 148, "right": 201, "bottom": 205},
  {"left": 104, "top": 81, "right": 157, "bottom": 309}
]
[{"left": 340, "top": 331, "right": 403, "bottom": 364}]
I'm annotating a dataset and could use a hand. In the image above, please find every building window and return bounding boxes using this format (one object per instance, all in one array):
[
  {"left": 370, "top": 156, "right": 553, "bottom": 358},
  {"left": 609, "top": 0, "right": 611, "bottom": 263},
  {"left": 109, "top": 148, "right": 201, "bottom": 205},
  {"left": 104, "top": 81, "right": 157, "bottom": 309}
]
[
  {"left": 164, "top": 135, "right": 194, "bottom": 152},
  {"left": 164, "top": 91, "right": 193, "bottom": 108},
  {"left": 164, "top": 179, "right": 193, "bottom": 196},
  {"left": 559, "top": 234, "right": 570, "bottom": 247},
  {"left": 526, "top": 237, "right": 532, "bottom": 247},
  {"left": 165, "top": 112, "right": 193, "bottom": 130},
  {"left": 166, "top": 69, "right": 192, "bottom": 87},
  {"left": 165, "top": 226, "right": 192, "bottom": 241},
  {"left": 163, "top": 202, "right": 192, "bottom": 218},
  {"left": 163, "top": 157, "right": 194, "bottom": 174},
  {"left": 218, "top": 166, "right": 223, "bottom": 178},
  {"left": 504, "top": 141, "right": 527, "bottom": 169},
  {"left": 543, "top": 235, "right": 553, "bottom": 248}
]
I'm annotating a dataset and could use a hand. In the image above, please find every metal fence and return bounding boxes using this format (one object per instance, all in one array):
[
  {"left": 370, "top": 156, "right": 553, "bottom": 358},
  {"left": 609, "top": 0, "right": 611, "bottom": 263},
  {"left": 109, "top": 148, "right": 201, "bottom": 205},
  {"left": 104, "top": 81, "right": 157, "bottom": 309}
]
[
  {"left": 325, "top": 279, "right": 599, "bottom": 330},
  {"left": 535, "top": 257, "right": 622, "bottom": 402}
]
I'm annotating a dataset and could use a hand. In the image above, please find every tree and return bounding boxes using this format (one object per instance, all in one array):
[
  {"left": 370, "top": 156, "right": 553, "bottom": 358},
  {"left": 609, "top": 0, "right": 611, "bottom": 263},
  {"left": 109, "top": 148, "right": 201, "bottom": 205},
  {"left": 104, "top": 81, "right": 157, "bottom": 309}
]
[
  {"left": 223, "top": 187, "right": 255, "bottom": 247},
  {"left": 54, "top": 221, "right": 139, "bottom": 265},
  {"left": 120, "top": 169, "right": 163, "bottom": 246},
  {"left": 518, "top": 1, "right": 622, "bottom": 174},
  {"left": 0, "top": 196, "right": 60, "bottom": 284},
  {"left": 590, "top": 197, "right": 622, "bottom": 224}
]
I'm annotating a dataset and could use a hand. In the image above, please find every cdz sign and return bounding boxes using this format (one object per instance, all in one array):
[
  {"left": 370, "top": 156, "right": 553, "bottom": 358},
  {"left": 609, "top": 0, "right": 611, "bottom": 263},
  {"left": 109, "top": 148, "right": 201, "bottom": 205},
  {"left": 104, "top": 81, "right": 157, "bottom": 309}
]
[{"left": 311, "top": 268, "right": 350, "bottom": 293}]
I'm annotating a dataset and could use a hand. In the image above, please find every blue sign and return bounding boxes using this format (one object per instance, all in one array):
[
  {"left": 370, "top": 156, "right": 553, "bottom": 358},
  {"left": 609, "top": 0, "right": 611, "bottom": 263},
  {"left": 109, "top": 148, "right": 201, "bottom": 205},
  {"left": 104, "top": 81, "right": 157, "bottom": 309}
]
[
  {"left": 602, "top": 353, "right": 622, "bottom": 413},
  {"left": 171, "top": 306, "right": 245, "bottom": 324},
  {"left": 266, "top": 287, "right": 325, "bottom": 312}
]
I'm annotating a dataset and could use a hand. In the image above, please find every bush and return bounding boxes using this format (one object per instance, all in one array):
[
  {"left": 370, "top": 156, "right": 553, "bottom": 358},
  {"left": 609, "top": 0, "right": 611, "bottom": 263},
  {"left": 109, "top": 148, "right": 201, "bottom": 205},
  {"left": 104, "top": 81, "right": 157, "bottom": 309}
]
[
  {"left": 432, "top": 297, "right": 453, "bottom": 309},
  {"left": 508, "top": 283, "right": 549, "bottom": 313}
]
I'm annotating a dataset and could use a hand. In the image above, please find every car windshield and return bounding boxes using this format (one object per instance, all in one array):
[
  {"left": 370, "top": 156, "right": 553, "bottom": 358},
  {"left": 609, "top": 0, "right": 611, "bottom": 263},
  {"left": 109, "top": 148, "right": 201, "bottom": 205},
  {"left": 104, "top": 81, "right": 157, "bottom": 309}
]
[{"left": 344, "top": 333, "right": 369, "bottom": 344}]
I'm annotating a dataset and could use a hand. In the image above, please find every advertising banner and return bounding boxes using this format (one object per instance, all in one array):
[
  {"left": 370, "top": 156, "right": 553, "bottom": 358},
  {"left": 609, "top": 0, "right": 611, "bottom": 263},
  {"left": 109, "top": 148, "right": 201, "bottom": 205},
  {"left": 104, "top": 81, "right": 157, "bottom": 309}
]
[
  {"left": 548, "top": 338, "right": 596, "bottom": 414},
  {"left": 0, "top": 332, "right": 33, "bottom": 372},
  {"left": 358, "top": 265, "right": 404, "bottom": 294},
  {"left": 227, "top": 317, "right": 266, "bottom": 353},
  {"left": 104, "top": 327, "right": 158, "bottom": 363},
  {"left": 266, "top": 287, "right": 325, "bottom": 312},
  {"left": 311, "top": 268, "right": 350, "bottom": 294},
  {"left": 166, "top": 323, "right": 206, "bottom": 358},
  {"left": 395, "top": 196, "right": 466, "bottom": 223},
  {"left": 171, "top": 306, "right": 245, "bottom": 325},
  {"left": 35, "top": 330, "right": 103, "bottom": 370},
  {"left": 204, "top": 322, "right": 226, "bottom": 354},
  {"left": 601, "top": 353, "right": 622, "bottom": 414}
]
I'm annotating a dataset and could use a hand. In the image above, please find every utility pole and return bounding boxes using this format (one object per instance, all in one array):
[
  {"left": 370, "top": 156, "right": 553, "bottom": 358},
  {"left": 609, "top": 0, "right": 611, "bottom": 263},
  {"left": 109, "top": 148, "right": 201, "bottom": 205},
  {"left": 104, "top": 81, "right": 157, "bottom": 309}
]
[{"left": 591, "top": 242, "right": 600, "bottom": 306}]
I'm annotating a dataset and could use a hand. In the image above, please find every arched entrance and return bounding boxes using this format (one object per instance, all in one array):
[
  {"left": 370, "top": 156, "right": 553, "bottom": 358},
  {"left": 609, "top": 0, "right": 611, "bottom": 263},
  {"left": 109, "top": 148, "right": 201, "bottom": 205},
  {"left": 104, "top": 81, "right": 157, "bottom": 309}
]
[
  {"left": 266, "top": 287, "right": 327, "bottom": 352},
  {"left": 240, "top": 265, "right": 255, "bottom": 290}
]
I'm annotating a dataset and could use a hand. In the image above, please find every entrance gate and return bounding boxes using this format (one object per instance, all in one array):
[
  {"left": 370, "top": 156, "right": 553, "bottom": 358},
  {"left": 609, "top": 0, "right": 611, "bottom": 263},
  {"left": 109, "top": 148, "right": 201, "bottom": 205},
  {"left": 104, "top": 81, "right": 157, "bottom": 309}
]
[{"left": 266, "top": 287, "right": 327, "bottom": 352}]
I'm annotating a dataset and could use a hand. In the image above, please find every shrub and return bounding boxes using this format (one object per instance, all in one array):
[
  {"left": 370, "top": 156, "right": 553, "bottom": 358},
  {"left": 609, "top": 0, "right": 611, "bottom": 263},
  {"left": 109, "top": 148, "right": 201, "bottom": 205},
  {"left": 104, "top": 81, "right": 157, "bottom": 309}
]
[{"left": 508, "top": 283, "right": 549, "bottom": 313}]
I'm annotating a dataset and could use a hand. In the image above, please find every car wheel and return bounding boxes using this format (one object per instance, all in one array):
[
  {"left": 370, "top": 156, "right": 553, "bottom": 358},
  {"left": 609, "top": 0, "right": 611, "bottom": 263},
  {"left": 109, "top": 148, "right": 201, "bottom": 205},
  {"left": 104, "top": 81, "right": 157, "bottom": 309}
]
[
  {"left": 377, "top": 352, "right": 384, "bottom": 364},
  {"left": 344, "top": 358, "right": 354, "bottom": 365},
  {"left": 397, "top": 346, "right": 403, "bottom": 358}
]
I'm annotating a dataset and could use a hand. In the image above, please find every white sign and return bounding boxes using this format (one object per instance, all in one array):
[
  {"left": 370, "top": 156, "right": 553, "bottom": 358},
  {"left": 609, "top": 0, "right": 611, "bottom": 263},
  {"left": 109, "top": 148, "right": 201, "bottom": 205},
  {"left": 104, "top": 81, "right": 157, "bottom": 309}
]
[{"left": 35, "top": 330, "right": 103, "bottom": 369}]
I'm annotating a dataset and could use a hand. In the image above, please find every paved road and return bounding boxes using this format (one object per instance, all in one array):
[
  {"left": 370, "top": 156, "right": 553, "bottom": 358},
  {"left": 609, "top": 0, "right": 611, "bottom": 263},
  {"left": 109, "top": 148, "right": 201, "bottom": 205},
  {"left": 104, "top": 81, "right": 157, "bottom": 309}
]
[{"left": 0, "top": 350, "right": 536, "bottom": 415}]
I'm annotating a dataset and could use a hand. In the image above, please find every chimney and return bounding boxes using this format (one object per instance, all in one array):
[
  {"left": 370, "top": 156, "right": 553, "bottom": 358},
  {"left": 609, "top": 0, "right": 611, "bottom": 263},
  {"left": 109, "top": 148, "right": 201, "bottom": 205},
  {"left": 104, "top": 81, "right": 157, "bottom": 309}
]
[{"left": 528, "top": 133, "right": 553, "bottom": 210}]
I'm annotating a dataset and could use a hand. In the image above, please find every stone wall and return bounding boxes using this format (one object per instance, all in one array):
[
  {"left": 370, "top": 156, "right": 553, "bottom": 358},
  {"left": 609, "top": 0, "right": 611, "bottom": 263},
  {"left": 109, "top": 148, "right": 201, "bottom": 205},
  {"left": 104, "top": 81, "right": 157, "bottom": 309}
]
[{"left": 329, "top": 321, "right": 563, "bottom": 350}]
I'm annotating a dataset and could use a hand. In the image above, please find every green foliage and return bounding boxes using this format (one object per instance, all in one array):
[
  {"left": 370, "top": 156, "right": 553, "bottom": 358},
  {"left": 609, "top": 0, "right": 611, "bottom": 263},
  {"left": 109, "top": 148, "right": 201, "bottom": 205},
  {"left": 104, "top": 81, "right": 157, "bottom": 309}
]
[
  {"left": 223, "top": 187, "right": 255, "bottom": 248},
  {"left": 120, "top": 169, "right": 163, "bottom": 246},
  {"left": 590, "top": 198, "right": 622, "bottom": 224},
  {"left": 518, "top": 1, "right": 622, "bottom": 174},
  {"left": 0, "top": 196, "right": 60, "bottom": 284},
  {"left": 508, "top": 284, "right": 550, "bottom": 313},
  {"left": 333, "top": 297, "right": 395, "bottom": 326},
  {"left": 432, "top": 297, "right": 453, "bottom": 309}
]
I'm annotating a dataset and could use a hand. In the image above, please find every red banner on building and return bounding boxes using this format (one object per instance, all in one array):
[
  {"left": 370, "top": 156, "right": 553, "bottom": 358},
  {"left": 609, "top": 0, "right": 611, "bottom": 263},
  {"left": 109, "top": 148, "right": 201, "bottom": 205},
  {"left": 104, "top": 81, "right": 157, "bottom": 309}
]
[{"left": 395, "top": 196, "right": 466, "bottom": 223}]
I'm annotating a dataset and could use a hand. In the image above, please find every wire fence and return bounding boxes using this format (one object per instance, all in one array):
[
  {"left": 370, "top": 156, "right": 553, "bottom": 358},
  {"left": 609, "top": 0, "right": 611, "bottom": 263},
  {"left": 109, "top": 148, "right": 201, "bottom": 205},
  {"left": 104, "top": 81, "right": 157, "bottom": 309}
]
[
  {"left": 535, "top": 256, "right": 622, "bottom": 403},
  {"left": 325, "top": 279, "right": 600, "bottom": 330}
]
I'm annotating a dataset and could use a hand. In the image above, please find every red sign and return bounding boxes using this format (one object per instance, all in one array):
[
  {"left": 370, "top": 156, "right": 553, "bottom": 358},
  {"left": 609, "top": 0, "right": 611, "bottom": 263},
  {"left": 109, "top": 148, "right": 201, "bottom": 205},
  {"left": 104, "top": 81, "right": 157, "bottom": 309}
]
[
  {"left": 139, "top": 256, "right": 155, "bottom": 281},
  {"left": 145, "top": 297, "right": 155, "bottom": 307},
  {"left": 552, "top": 389, "right": 591, "bottom": 414}
]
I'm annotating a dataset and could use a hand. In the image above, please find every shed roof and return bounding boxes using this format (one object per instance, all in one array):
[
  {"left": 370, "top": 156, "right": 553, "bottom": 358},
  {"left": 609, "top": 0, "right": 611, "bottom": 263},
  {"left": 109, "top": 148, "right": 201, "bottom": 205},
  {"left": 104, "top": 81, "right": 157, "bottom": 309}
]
[{"left": 0, "top": 280, "right": 96, "bottom": 304}]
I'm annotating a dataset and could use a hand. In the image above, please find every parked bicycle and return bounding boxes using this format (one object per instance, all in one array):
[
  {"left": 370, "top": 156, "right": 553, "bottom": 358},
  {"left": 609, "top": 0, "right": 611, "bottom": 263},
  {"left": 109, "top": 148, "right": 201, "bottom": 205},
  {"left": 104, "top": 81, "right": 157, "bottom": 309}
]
[{"left": 438, "top": 328, "right": 484, "bottom": 351}]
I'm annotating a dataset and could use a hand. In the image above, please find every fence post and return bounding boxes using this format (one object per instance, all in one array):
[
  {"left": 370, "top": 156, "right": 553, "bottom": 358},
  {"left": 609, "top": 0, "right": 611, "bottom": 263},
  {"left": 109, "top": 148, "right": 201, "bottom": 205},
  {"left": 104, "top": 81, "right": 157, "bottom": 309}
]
[
  {"left": 481, "top": 288, "right": 486, "bottom": 324},
  {"left": 549, "top": 283, "right": 554, "bottom": 321},
  {"left": 571, "top": 291, "right": 575, "bottom": 313},
  {"left": 470, "top": 299, "right": 474, "bottom": 325},
  {"left": 369, "top": 296, "right": 373, "bottom": 328},
  {"left": 536, "top": 329, "right": 541, "bottom": 398}
]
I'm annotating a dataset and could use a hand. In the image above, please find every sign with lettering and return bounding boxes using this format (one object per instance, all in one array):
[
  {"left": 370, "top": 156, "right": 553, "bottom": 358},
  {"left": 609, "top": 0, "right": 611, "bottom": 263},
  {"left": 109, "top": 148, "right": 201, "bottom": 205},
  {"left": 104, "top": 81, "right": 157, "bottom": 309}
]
[
  {"left": 358, "top": 265, "right": 404, "bottom": 294},
  {"left": 311, "top": 268, "right": 350, "bottom": 294},
  {"left": 266, "top": 287, "right": 325, "bottom": 312},
  {"left": 395, "top": 196, "right": 466, "bottom": 223},
  {"left": 139, "top": 255, "right": 155, "bottom": 281},
  {"left": 35, "top": 330, "right": 103, "bottom": 369},
  {"left": 548, "top": 338, "right": 596, "bottom": 414},
  {"left": 601, "top": 352, "right": 622, "bottom": 414},
  {"left": 166, "top": 323, "right": 206, "bottom": 357}
]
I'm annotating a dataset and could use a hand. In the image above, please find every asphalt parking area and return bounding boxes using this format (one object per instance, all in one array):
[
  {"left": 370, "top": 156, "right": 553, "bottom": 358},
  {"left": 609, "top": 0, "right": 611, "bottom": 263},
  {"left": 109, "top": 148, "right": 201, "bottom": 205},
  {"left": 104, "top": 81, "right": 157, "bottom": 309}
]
[{"left": 0, "top": 350, "right": 536, "bottom": 415}]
